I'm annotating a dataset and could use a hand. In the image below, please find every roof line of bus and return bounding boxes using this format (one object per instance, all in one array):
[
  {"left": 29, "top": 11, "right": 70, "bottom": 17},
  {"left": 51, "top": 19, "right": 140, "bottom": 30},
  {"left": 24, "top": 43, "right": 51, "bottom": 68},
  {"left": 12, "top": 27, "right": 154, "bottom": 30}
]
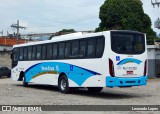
[
  {"left": 13, "top": 31, "right": 105, "bottom": 48},
  {"left": 13, "top": 30, "right": 144, "bottom": 48}
]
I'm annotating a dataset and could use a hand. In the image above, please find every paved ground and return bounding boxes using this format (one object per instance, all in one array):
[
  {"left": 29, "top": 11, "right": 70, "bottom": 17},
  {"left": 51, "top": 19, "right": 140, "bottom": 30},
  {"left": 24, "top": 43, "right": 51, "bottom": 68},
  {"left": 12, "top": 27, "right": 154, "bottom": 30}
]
[{"left": 0, "top": 78, "right": 159, "bottom": 114}]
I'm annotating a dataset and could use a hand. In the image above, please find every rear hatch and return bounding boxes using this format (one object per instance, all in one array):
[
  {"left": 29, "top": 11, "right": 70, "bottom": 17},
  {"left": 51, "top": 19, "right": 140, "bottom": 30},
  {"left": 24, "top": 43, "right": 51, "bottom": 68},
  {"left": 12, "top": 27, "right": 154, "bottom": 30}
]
[{"left": 110, "top": 31, "right": 146, "bottom": 77}]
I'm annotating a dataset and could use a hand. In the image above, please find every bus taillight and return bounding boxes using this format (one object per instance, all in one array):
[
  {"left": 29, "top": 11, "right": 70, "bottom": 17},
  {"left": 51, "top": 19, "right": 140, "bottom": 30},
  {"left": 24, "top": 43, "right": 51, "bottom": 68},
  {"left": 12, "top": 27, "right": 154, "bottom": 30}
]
[
  {"left": 144, "top": 60, "right": 147, "bottom": 76},
  {"left": 109, "top": 59, "right": 115, "bottom": 77}
]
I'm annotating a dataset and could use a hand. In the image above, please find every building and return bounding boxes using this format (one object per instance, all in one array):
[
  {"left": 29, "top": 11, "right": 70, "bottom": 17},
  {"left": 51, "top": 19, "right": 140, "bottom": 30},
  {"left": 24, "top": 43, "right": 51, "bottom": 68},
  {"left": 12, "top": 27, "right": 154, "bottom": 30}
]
[
  {"left": 147, "top": 45, "right": 160, "bottom": 78},
  {"left": 0, "top": 37, "right": 27, "bottom": 67},
  {"left": 0, "top": 37, "right": 26, "bottom": 51}
]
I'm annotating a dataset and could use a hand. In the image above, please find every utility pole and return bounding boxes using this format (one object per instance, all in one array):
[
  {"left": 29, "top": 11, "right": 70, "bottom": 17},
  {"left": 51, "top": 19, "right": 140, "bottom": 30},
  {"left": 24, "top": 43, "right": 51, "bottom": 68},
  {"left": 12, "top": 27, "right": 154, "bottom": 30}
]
[
  {"left": 11, "top": 20, "right": 26, "bottom": 44},
  {"left": 0, "top": 30, "right": 3, "bottom": 36},
  {"left": 151, "top": 0, "right": 160, "bottom": 29}
]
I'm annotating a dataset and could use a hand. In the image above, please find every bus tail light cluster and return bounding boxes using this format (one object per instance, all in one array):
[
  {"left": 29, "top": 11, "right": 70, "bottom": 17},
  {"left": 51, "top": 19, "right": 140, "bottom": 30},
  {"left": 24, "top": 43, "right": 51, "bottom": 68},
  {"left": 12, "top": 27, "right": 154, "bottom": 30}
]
[
  {"left": 143, "top": 60, "right": 147, "bottom": 76},
  {"left": 109, "top": 58, "right": 115, "bottom": 77}
]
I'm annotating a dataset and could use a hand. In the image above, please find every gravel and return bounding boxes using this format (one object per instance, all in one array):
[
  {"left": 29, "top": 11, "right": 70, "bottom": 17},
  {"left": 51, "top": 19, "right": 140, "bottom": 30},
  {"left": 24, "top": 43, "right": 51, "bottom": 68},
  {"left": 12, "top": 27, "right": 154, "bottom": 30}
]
[{"left": 0, "top": 78, "right": 159, "bottom": 113}]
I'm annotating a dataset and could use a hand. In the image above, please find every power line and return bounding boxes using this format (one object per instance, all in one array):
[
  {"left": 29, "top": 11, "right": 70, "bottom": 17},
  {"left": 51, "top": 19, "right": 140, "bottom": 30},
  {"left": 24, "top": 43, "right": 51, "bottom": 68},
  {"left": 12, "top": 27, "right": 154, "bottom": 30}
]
[
  {"left": 11, "top": 20, "right": 26, "bottom": 44},
  {"left": 0, "top": 30, "right": 3, "bottom": 36},
  {"left": 26, "top": 14, "right": 97, "bottom": 28},
  {"left": 151, "top": 0, "right": 160, "bottom": 7},
  {"left": 151, "top": 0, "right": 160, "bottom": 29}
]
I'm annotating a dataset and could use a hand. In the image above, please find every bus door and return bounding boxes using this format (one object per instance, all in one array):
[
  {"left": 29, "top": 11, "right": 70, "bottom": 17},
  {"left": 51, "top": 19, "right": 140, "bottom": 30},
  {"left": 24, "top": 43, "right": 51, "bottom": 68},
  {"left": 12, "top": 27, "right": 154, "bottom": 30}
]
[{"left": 11, "top": 48, "right": 19, "bottom": 68}]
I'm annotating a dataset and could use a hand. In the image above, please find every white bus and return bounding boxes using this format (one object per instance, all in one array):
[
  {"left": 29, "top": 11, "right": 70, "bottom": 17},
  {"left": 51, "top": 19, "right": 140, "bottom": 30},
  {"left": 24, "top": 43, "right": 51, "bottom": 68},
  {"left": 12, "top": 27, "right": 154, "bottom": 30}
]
[{"left": 11, "top": 30, "right": 148, "bottom": 93}]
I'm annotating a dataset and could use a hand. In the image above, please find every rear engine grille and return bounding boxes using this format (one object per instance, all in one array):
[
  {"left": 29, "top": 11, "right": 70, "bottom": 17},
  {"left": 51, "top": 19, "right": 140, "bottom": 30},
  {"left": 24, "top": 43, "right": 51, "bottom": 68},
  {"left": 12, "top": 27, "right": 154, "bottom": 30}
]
[{"left": 125, "top": 81, "right": 136, "bottom": 83}]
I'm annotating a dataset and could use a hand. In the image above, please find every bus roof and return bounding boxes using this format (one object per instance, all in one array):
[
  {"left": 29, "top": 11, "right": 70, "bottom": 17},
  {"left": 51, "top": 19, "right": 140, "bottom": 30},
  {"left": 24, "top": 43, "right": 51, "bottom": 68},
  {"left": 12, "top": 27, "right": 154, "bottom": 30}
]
[
  {"left": 13, "top": 31, "right": 104, "bottom": 48},
  {"left": 13, "top": 30, "right": 144, "bottom": 48}
]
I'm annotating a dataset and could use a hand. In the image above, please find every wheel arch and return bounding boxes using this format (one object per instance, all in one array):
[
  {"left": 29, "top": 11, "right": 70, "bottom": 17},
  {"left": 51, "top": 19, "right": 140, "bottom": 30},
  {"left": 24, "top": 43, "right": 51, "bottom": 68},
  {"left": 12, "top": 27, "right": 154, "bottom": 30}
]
[
  {"left": 58, "top": 72, "right": 68, "bottom": 85},
  {"left": 18, "top": 71, "right": 25, "bottom": 81}
]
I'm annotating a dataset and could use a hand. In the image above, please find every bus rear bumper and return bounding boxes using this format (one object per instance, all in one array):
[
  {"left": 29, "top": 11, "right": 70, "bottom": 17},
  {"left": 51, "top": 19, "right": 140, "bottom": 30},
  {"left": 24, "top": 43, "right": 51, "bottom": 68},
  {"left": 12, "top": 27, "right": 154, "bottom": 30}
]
[{"left": 106, "top": 76, "right": 147, "bottom": 87}]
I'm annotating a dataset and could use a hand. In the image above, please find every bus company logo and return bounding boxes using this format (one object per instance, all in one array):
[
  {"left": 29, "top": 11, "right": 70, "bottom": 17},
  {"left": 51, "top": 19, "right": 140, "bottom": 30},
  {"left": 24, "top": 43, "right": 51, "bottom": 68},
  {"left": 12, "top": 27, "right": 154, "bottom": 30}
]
[
  {"left": 123, "top": 67, "right": 137, "bottom": 71},
  {"left": 41, "top": 66, "right": 55, "bottom": 71}
]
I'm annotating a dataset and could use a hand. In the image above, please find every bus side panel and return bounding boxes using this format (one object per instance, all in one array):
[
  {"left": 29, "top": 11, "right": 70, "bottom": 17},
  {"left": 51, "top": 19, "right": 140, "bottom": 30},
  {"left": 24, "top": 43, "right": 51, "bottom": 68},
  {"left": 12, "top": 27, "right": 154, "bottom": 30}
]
[
  {"left": 60, "top": 59, "right": 105, "bottom": 87},
  {"left": 12, "top": 59, "right": 107, "bottom": 87},
  {"left": 11, "top": 66, "right": 20, "bottom": 81},
  {"left": 68, "top": 32, "right": 109, "bottom": 87},
  {"left": 101, "top": 31, "right": 111, "bottom": 85}
]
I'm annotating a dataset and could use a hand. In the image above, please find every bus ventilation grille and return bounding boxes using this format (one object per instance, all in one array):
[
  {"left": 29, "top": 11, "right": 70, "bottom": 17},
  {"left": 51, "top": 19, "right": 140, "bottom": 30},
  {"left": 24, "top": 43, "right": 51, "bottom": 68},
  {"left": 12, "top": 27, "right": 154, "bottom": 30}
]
[{"left": 125, "top": 81, "right": 136, "bottom": 83}]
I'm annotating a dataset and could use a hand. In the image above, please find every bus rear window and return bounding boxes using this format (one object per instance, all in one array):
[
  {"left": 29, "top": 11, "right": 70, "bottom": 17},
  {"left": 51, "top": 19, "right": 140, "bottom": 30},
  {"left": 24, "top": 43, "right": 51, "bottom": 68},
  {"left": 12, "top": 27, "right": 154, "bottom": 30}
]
[{"left": 111, "top": 32, "right": 145, "bottom": 54}]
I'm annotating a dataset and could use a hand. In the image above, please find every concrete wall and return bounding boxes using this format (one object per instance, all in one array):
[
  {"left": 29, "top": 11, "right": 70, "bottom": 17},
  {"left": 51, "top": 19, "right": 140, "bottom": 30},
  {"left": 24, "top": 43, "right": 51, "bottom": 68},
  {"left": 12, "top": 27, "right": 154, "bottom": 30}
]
[
  {"left": 0, "top": 45, "right": 12, "bottom": 51},
  {"left": 148, "top": 59, "right": 155, "bottom": 78},
  {"left": 0, "top": 51, "right": 11, "bottom": 68},
  {"left": 147, "top": 45, "right": 160, "bottom": 78}
]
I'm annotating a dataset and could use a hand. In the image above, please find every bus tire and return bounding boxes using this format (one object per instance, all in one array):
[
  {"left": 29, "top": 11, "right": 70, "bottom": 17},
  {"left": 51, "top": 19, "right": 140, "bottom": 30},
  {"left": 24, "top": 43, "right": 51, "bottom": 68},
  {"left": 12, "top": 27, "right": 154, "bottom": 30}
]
[
  {"left": 23, "top": 74, "right": 28, "bottom": 87},
  {"left": 87, "top": 87, "right": 103, "bottom": 93},
  {"left": 58, "top": 75, "right": 70, "bottom": 94}
]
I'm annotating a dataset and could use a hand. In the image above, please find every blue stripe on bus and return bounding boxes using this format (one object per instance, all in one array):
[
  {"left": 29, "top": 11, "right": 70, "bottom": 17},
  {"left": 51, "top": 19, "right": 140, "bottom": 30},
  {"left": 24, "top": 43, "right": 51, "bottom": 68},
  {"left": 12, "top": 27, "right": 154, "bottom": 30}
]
[
  {"left": 25, "top": 63, "right": 41, "bottom": 73},
  {"left": 24, "top": 62, "right": 101, "bottom": 86},
  {"left": 117, "top": 58, "right": 142, "bottom": 65},
  {"left": 73, "top": 65, "right": 101, "bottom": 75}
]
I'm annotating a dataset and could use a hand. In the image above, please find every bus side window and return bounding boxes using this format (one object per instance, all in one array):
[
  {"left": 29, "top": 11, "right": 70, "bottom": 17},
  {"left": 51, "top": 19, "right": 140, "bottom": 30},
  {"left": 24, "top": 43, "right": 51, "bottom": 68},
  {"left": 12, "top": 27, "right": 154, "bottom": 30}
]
[
  {"left": 87, "top": 38, "right": 96, "bottom": 58},
  {"left": 19, "top": 48, "right": 23, "bottom": 60},
  {"left": 71, "top": 40, "right": 79, "bottom": 58},
  {"left": 42, "top": 45, "right": 46, "bottom": 60},
  {"left": 32, "top": 46, "right": 36, "bottom": 60},
  {"left": 23, "top": 47, "right": 28, "bottom": 60},
  {"left": 79, "top": 40, "right": 86, "bottom": 58},
  {"left": 96, "top": 37, "right": 105, "bottom": 58},
  {"left": 13, "top": 48, "right": 19, "bottom": 62},
  {"left": 36, "top": 45, "right": 42, "bottom": 60},
  {"left": 53, "top": 44, "right": 58, "bottom": 59},
  {"left": 28, "top": 46, "right": 32, "bottom": 60},
  {"left": 58, "top": 43, "right": 65, "bottom": 59},
  {"left": 47, "top": 44, "right": 52, "bottom": 59},
  {"left": 65, "top": 42, "right": 71, "bottom": 58}
]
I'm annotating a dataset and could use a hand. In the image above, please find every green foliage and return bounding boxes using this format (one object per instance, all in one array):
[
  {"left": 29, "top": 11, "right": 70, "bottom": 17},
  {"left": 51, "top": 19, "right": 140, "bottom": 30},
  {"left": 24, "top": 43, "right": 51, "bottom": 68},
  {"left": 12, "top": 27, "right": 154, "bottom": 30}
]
[
  {"left": 96, "top": 0, "right": 156, "bottom": 45},
  {"left": 49, "top": 29, "right": 76, "bottom": 40},
  {"left": 59, "top": 29, "right": 76, "bottom": 33}
]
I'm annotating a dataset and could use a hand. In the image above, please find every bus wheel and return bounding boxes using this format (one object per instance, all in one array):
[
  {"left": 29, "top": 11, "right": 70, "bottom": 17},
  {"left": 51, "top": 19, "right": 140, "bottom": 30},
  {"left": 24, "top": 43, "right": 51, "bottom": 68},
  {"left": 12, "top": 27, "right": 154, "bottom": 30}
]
[
  {"left": 23, "top": 75, "right": 28, "bottom": 87},
  {"left": 58, "top": 75, "right": 70, "bottom": 93},
  {"left": 87, "top": 87, "right": 103, "bottom": 93}
]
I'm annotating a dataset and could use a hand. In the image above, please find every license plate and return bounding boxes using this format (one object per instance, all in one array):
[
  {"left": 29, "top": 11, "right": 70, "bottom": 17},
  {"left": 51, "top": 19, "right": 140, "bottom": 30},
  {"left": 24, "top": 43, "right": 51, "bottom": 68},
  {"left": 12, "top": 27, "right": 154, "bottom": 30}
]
[{"left": 127, "top": 71, "right": 133, "bottom": 74}]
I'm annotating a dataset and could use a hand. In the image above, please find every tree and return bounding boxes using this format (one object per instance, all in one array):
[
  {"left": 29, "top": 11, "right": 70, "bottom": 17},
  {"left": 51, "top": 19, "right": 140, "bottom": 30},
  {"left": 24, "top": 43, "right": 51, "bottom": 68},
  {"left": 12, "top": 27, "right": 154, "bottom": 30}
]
[
  {"left": 59, "top": 29, "right": 76, "bottom": 33},
  {"left": 49, "top": 29, "right": 76, "bottom": 40},
  {"left": 96, "top": 0, "right": 156, "bottom": 45}
]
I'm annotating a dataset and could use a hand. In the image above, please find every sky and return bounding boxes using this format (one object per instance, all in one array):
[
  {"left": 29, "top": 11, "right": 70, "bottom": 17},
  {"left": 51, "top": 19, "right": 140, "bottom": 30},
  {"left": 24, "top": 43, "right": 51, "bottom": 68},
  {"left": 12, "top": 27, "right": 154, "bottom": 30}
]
[{"left": 0, "top": 0, "right": 160, "bottom": 36}]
